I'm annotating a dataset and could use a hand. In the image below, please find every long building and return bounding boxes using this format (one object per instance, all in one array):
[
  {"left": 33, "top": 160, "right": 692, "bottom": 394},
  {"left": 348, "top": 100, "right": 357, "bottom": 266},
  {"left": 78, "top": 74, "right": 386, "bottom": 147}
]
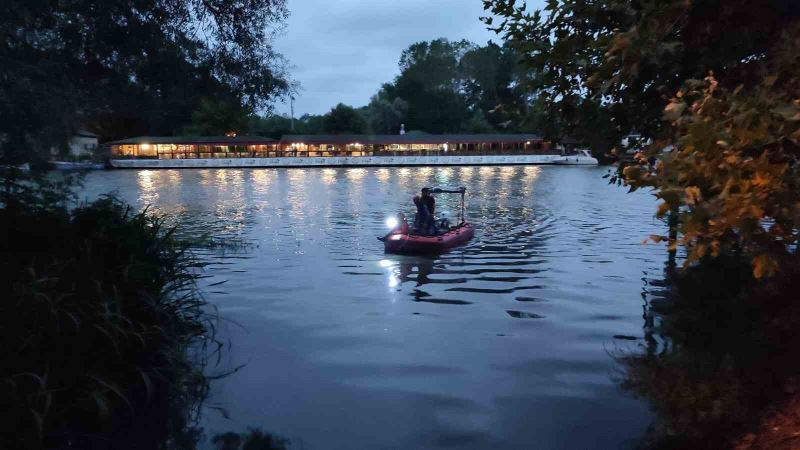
[{"left": 108, "top": 133, "right": 597, "bottom": 168}]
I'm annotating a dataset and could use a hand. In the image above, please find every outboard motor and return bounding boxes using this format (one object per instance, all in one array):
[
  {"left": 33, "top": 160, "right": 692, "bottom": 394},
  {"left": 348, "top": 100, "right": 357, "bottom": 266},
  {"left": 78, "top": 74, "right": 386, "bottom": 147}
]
[{"left": 438, "top": 213, "right": 451, "bottom": 231}]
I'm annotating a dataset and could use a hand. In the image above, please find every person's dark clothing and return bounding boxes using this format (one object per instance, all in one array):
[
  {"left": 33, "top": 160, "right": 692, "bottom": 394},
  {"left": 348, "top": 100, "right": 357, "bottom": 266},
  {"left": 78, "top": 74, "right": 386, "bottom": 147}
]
[
  {"left": 413, "top": 194, "right": 436, "bottom": 235},
  {"left": 421, "top": 194, "right": 435, "bottom": 216}
]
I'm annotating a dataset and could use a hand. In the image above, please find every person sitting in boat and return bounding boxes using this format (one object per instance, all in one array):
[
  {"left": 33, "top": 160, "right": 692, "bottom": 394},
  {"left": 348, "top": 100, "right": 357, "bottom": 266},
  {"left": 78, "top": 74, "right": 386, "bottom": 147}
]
[{"left": 413, "top": 188, "right": 436, "bottom": 235}]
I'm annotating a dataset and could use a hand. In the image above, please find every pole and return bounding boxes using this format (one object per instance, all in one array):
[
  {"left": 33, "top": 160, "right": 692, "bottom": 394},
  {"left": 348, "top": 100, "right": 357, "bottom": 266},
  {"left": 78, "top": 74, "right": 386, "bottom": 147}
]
[
  {"left": 290, "top": 96, "right": 295, "bottom": 132},
  {"left": 461, "top": 192, "right": 465, "bottom": 224}
]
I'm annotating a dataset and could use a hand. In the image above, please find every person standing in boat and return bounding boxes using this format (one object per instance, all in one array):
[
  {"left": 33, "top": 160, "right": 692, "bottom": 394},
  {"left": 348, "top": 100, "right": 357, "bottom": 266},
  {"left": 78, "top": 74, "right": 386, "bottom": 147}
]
[{"left": 413, "top": 188, "right": 436, "bottom": 235}]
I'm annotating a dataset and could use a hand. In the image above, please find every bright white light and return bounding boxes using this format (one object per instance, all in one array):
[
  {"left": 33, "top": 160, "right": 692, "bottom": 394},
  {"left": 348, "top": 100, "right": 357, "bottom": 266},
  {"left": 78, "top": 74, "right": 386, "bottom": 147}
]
[
  {"left": 385, "top": 217, "right": 399, "bottom": 229},
  {"left": 379, "top": 259, "right": 393, "bottom": 268},
  {"left": 388, "top": 275, "right": 400, "bottom": 288}
]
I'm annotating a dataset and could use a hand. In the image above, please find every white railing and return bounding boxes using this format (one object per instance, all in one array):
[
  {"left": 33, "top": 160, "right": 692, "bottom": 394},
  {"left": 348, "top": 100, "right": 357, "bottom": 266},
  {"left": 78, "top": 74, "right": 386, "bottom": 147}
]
[{"left": 110, "top": 154, "right": 597, "bottom": 168}]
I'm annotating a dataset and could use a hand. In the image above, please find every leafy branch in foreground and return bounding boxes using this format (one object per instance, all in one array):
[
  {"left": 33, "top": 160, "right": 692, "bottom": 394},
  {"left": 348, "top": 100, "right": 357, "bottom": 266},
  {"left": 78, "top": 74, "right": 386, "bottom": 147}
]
[
  {"left": 484, "top": 0, "right": 800, "bottom": 277},
  {"left": 620, "top": 25, "right": 800, "bottom": 278}
]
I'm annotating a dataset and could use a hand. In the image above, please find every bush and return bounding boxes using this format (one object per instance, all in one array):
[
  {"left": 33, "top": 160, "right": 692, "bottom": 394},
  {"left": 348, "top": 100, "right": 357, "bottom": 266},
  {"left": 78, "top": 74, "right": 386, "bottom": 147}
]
[
  {"left": 619, "top": 257, "right": 800, "bottom": 449},
  {"left": 1, "top": 174, "right": 212, "bottom": 449}
]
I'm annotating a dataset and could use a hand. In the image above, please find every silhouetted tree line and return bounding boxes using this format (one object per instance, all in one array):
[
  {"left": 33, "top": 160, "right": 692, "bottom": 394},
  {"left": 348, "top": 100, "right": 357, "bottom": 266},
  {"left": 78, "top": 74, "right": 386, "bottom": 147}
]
[
  {"left": 0, "top": 0, "right": 290, "bottom": 165},
  {"left": 249, "top": 39, "right": 617, "bottom": 151}
]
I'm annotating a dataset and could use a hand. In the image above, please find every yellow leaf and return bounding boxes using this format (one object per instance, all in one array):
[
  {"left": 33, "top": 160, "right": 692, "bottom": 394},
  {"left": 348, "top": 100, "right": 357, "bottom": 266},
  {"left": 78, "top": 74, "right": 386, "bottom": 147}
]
[
  {"left": 685, "top": 186, "right": 702, "bottom": 205},
  {"left": 752, "top": 254, "right": 778, "bottom": 279},
  {"left": 752, "top": 172, "right": 770, "bottom": 187},
  {"left": 664, "top": 101, "right": 686, "bottom": 121}
]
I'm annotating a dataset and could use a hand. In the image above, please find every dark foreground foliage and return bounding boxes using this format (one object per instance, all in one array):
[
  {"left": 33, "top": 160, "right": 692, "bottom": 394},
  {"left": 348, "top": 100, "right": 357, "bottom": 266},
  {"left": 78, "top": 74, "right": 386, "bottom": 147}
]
[
  {"left": 211, "top": 428, "right": 291, "bottom": 450},
  {"left": 1, "top": 172, "right": 213, "bottom": 449},
  {"left": 620, "top": 258, "right": 800, "bottom": 449}
]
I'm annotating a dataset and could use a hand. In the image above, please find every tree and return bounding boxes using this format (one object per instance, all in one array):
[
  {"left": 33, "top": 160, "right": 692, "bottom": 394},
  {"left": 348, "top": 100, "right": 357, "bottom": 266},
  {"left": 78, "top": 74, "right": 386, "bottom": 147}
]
[
  {"left": 323, "top": 104, "right": 366, "bottom": 134},
  {"left": 462, "top": 110, "right": 495, "bottom": 133},
  {"left": 366, "top": 94, "right": 408, "bottom": 134},
  {"left": 249, "top": 113, "right": 325, "bottom": 138},
  {"left": 0, "top": 0, "right": 290, "bottom": 164},
  {"left": 484, "top": 0, "right": 800, "bottom": 277},
  {"left": 392, "top": 39, "right": 473, "bottom": 133},
  {"left": 184, "top": 98, "right": 250, "bottom": 136},
  {"left": 460, "top": 42, "right": 527, "bottom": 130},
  {"left": 398, "top": 39, "right": 473, "bottom": 91}
]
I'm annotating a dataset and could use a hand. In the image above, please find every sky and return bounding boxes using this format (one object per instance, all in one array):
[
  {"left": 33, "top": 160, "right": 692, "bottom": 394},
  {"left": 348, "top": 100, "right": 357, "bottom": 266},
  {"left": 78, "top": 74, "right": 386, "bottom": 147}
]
[{"left": 272, "top": 0, "right": 506, "bottom": 117}]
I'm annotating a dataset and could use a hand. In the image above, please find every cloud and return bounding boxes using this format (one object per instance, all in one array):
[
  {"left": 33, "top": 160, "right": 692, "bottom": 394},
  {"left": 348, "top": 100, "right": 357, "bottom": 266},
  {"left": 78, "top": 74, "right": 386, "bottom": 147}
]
[{"left": 272, "top": 0, "right": 500, "bottom": 116}]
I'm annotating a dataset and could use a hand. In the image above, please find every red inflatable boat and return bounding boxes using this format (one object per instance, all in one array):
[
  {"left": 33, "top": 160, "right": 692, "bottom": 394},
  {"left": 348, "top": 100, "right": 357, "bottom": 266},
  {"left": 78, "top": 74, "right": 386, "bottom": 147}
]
[
  {"left": 379, "top": 187, "right": 475, "bottom": 254},
  {"left": 383, "top": 222, "right": 475, "bottom": 254}
]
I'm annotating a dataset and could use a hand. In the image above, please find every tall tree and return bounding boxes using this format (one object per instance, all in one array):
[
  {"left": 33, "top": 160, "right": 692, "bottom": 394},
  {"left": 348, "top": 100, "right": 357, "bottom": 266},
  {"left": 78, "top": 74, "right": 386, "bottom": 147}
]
[
  {"left": 323, "top": 104, "right": 366, "bottom": 134},
  {"left": 366, "top": 91, "right": 408, "bottom": 135},
  {"left": 249, "top": 113, "right": 324, "bottom": 139},
  {"left": 0, "top": 0, "right": 290, "bottom": 164},
  {"left": 392, "top": 39, "right": 472, "bottom": 132},
  {"left": 484, "top": 0, "right": 800, "bottom": 277},
  {"left": 459, "top": 42, "right": 526, "bottom": 130},
  {"left": 183, "top": 98, "right": 250, "bottom": 136}
]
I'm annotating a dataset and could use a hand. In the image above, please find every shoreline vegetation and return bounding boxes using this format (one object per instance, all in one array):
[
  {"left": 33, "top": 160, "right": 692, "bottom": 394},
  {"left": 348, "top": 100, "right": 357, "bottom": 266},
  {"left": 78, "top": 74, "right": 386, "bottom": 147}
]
[
  {"left": 1, "top": 170, "right": 213, "bottom": 449},
  {"left": 1, "top": 170, "right": 292, "bottom": 450},
  {"left": 619, "top": 257, "right": 800, "bottom": 449}
]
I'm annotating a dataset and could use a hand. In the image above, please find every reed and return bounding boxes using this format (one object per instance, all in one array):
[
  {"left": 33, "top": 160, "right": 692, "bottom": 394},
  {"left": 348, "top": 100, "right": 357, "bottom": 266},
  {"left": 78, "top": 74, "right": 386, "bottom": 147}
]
[{"left": 2, "top": 173, "right": 215, "bottom": 449}]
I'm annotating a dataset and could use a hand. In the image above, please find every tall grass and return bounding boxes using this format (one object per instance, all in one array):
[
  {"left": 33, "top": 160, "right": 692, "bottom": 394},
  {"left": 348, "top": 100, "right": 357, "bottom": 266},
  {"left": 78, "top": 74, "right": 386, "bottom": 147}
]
[{"left": 2, "top": 171, "right": 215, "bottom": 449}]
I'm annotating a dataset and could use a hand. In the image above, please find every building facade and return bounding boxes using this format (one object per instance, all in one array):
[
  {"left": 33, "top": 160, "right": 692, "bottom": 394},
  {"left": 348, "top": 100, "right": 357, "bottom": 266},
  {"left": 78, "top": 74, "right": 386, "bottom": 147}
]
[{"left": 108, "top": 134, "right": 598, "bottom": 168}]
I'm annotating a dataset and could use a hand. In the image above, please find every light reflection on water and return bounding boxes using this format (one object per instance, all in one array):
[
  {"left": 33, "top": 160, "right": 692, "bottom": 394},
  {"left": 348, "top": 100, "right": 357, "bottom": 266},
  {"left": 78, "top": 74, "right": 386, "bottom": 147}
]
[{"left": 80, "top": 166, "right": 666, "bottom": 450}]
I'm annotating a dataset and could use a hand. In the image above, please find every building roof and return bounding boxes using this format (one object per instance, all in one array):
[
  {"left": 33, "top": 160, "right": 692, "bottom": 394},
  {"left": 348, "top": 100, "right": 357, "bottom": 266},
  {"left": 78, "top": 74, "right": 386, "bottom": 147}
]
[
  {"left": 76, "top": 130, "right": 99, "bottom": 138},
  {"left": 107, "top": 134, "right": 543, "bottom": 146},
  {"left": 108, "top": 135, "right": 276, "bottom": 145},
  {"left": 560, "top": 136, "right": 580, "bottom": 145},
  {"left": 279, "top": 133, "right": 542, "bottom": 145}
]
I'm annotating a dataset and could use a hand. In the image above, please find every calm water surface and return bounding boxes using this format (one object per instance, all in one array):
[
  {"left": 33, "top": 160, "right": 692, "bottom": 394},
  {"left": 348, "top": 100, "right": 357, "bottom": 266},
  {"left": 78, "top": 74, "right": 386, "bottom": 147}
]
[{"left": 81, "top": 166, "right": 667, "bottom": 449}]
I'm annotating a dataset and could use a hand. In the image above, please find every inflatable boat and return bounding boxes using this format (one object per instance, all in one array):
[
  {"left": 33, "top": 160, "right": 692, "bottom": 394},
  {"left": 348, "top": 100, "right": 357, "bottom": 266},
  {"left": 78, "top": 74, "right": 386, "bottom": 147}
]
[
  {"left": 382, "top": 222, "right": 475, "bottom": 254},
  {"left": 379, "top": 187, "right": 475, "bottom": 254}
]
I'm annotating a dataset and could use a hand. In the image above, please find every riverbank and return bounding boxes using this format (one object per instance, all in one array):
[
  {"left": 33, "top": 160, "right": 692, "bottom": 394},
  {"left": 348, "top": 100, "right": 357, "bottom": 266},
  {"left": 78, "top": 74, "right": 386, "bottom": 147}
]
[
  {"left": 736, "top": 392, "right": 800, "bottom": 449},
  {"left": 1, "top": 172, "right": 212, "bottom": 449},
  {"left": 620, "top": 256, "right": 800, "bottom": 449}
]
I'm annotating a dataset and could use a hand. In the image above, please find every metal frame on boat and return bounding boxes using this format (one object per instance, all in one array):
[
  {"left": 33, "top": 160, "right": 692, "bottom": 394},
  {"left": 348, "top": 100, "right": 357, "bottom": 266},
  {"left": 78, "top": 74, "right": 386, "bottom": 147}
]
[{"left": 381, "top": 187, "right": 476, "bottom": 255}]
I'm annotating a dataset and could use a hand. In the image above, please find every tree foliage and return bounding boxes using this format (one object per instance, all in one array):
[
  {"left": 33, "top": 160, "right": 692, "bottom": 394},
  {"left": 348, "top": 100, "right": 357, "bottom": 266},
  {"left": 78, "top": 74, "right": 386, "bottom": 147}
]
[
  {"left": 485, "top": 0, "right": 800, "bottom": 277},
  {"left": 183, "top": 98, "right": 251, "bottom": 136},
  {"left": 0, "top": 0, "right": 290, "bottom": 163},
  {"left": 249, "top": 37, "right": 612, "bottom": 144},
  {"left": 322, "top": 103, "right": 367, "bottom": 134},
  {"left": 366, "top": 91, "right": 408, "bottom": 135},
  {"left": 249, "top": 114, "right": 325, "bottom": 139}
]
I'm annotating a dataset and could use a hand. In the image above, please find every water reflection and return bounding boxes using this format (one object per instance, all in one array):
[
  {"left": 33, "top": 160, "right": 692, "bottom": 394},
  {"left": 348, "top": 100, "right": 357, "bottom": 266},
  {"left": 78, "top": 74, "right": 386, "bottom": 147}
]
[
  {"left": 619, "top": 259, "right": 800, "bottom": 449},
  {"left": 137, "top": 170, "right": 159, "bottom": 205},
  {"left": 80, "top": 166, "right": 665, "bottom": 450}
]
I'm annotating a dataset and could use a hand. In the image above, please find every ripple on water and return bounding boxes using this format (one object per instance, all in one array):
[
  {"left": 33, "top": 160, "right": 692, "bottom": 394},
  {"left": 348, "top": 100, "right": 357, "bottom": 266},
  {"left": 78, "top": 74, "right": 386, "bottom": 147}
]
[{"left": 79, "top": 166, "right": 664, "bottom": 450}]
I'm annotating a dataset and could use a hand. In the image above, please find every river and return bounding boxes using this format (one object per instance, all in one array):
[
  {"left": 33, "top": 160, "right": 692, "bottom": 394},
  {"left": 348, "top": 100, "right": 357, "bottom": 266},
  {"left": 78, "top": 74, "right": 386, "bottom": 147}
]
[{"left": 80, "top": 165, "right": 666, "bottom": 449}]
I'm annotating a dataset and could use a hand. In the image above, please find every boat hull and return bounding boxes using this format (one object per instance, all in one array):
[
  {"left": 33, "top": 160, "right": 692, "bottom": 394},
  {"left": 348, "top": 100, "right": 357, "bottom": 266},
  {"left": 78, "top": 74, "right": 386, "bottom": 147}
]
[{"left": 384, "top": 223, "right": 475, "bottom": 255}]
